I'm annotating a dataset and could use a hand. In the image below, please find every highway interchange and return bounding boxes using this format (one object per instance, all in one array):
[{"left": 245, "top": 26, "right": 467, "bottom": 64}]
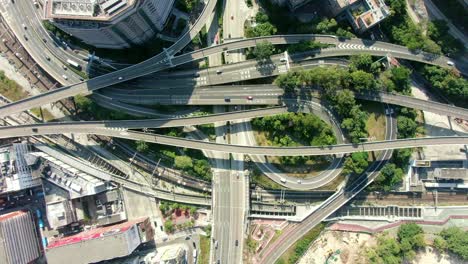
[{"left": 0, "top": 1, "right": 467, "bottom": 264}]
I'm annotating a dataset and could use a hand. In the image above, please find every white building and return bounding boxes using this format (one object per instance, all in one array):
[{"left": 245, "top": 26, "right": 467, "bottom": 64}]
[{"left": 44, "top": 0, "right": 175, "bottom": 49}]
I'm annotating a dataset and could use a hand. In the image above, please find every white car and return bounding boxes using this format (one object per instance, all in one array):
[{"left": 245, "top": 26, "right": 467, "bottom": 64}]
[
  {"left": 447, "top": 61, "right": 455, "bottom": 67},
  {"left": 118, "top": 76, "right": 123, "bottom": 80},
  {"left": 280, "top": 178, "right": 287, "bottom": 183},
  {"left": 297, "top": 180, "right": 302, "bottom": 184}
]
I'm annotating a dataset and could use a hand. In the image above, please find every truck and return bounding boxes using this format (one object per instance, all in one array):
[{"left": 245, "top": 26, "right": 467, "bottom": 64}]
[{"left": 66, "top": 59, "right": 81, "bottom": 70}]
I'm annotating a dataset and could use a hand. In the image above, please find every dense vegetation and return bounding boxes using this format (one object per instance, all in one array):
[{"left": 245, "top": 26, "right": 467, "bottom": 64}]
[
  {"left": 343, "top": 152, "right": 369, "bottom": 175},
  {"left": 252, "top": 1, "right": 354, "bottom": 38},
  {"left": 421, "top": 66, "right": 468, "bottom": 107},
  {"left": 435, "top": 226, "right": 468, "bottom": 260},
  {"left": 382, "top": 0, "right": 464, "bottom": 55},
  {"left": 367, "top": 223, "right": 425, "bottom": 263},
  {"left": 252, "top": 112, "right": 336, "bottom": 166}
]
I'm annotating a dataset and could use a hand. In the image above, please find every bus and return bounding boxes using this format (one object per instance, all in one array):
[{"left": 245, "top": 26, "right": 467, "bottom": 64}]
[{"left": 66, "top": 59, "right": 81, "bottom": 70}]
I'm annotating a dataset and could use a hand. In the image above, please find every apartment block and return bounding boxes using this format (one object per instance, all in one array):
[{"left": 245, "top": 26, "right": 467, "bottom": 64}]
[{"left": 44, "top": 0, "right": 175, "bottom": 49}]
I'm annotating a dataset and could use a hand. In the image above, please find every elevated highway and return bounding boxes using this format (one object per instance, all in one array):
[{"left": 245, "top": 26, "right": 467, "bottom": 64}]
[
  {"left": 0, "top": 107, "right": 286, "bottom": 137},
  {"left": 0, "top": 124, "right": 465, "bottom": 156},
  {"left": 0, "top": 33, "right": 463, "bottom": 118},
  {"left": 99, "top": 84, "right": 468, "bottom": 120}
]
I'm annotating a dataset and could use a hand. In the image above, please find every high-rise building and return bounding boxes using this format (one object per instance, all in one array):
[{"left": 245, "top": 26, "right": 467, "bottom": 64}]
[
  {"left": 0, "top": 211, "right": 42, "bottom": 264},
  {"left": 44, "top": 0, "right": 175, "bottom": 49}
]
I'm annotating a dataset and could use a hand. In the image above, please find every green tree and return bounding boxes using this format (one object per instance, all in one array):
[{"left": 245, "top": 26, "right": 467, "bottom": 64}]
[
  {"left": 136, "top": 140, "right": 149, "bottom": 153},
  {"left": 253, "top": 41, "right": 275, "bottom": 60},
  {"left": 343, "top": 152, "right": 369, "bottom": 175},
  {"left": 164, "top": 220, "right": 174, "bottom": 233},
  {"left": 350, "top": 70, "right": 376, "bottom": 92},
  {"left": 397, "top": 223, "right": 425, "bottom": 260},
  {"left": 331, "top": 89, "right": 356, "bottom": 117},
  {"left": 245, "top": 22, "right": 277, "bottom": 37},
  {"left": 174, "top": 156, "right": 193, "bottom": 170},
  {"left": 433, "top": 237, "right": 448, "bottom": 252},
  {"left": 350, "top": 54, "right": 374, "bottom": 73},
  {"left": 392, "top": 148, "right": 412, "bottom": 167},
  {"left": 440, "top": 227, "right": 468, "bottom": 260},
  {"left": 389, "top": 67, "right": 411, "bottom": 94},
  {"left": 373, "top": 163, "right": 404, "bottom": 191}
]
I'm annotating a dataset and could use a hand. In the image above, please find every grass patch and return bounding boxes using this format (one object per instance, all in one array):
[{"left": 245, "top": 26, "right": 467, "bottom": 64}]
[
  {"left": 0, "top": 70, "right": 28, "bottom": 101},
  {"left": 199, "top": 235, "right": 211, "bottom": 264},
  {"left": 30, "top": 108, "right": 55, "bottom": 121},
  {"left": 275, "top": 223, "right": 325, "bottom": 264},
  {"left": 360, "top": 101, "right": 386, "bottom": 141}
]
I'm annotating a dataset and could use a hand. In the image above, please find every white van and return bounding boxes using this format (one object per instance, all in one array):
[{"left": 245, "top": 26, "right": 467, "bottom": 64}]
[{"left": 280, "top": 178, "right": 287, "bottom": 183}]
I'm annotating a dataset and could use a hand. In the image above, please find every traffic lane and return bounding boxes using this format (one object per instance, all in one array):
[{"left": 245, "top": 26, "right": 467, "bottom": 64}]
[
  {"left": 18, "top": 0, "right": 85, "bottom": 66},
  {"left": 5, "top": 0, "right": 80, "bottom": 84},
  {"left": 94, "top": 93, "right": 281, "bottom": 105}
]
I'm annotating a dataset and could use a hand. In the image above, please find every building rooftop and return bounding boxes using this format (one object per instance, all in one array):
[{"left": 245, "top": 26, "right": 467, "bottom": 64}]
[
  {"left": 32, "top": 151, "right": 109, "bottom": 199},
  {"left": 46, "top": 200, "right": 76, "bottom": 229},
  {"left": 45, "top": 217, "right": 150, "bottom": 264},
  {"left": 46, "top": 0, "right": 137, "bottom": 21},
  {"left": 0, "top": 143, "right": 42, "bottom": 194}
]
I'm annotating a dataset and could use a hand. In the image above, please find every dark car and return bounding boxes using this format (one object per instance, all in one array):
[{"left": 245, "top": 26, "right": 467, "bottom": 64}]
[
  {"left": 224, "top": 97, "right": 231, "bottom": 102},
  {"left": 235, "top": 240, "right": 239, "bottom": 246}
]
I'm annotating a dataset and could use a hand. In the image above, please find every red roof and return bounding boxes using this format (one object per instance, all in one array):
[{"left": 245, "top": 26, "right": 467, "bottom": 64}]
[
  {"left": 47, "top": 217, "right": 146, "bottom": 249},
  {"left": 0, "top": 210, "right": 27, "bottom": 222}
]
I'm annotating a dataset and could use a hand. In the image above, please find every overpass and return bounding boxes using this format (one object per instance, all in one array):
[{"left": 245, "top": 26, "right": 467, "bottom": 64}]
[
  {"left": 98, "top": 84, "right": 468, "bottom": 120},
  {"left": 0, "top": 124, "right": 465, "bottom": 155},
  {"left": 0, "top": 34, "right": 463, "bottom": 118}
]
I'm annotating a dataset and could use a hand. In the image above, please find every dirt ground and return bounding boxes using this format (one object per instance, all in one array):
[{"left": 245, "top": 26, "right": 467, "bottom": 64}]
[
  {"left": 298, "top": 230, "right": 465, "bottom": 264},
  {"left": 299, "top": 231, "right": 373, "bottom": 264}
]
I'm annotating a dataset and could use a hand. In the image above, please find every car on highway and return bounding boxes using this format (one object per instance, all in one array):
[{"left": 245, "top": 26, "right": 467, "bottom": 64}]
[
  {"left": 45, "top": 56, "right": 50, "bottom": 61},
  {"left": 62, "top": 75, "right": 68, "bottom": 80},
  {"left": 231, "top": 15, "right": 234, "bottom": 20},
  {"left": 118, "top": 77, "right": 123, "bottom": 80},
  {"left": 214, "top": 240, "right": 219, "bottom": 249},
  {"left": 224, "top": 97, "right": 231, "bottom": 102},
  {"left": 23, "top": 34, "right": 28, "bottom": 41},
  {"left": 385, "top": 108, "right": 394, "bottom": 115},
  {"left": 22, "top": 23, "right": 27, "bottom": 30},
  {"left": 216, "top": 70, "right": 222, "bottom": 74},
  {"left": 280, "top": 178, "right": 286, "bottom": 183},
  {"left": 62, "top": 65, "right": 67, "bottom": 70},
  {"left": 42, "top": 38, "right": 47, "bottom": 43},
  {"left": 447, "top": 61, "right": 455, "bottom": 66},
  {"left": 247, "top": 96, "right": 253, "bottom": 100},
  {"left": 193, "top": 72, "right": 200, "bottom": 77},
  {"left": 297, "top": 180, "right": 302, "bottom": 184},
  {"left": 235, "top": 240, "right": 239, "bottom": 246},
  {"left": 280, "top": 58, "right": 287, "bottom": 62}
]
